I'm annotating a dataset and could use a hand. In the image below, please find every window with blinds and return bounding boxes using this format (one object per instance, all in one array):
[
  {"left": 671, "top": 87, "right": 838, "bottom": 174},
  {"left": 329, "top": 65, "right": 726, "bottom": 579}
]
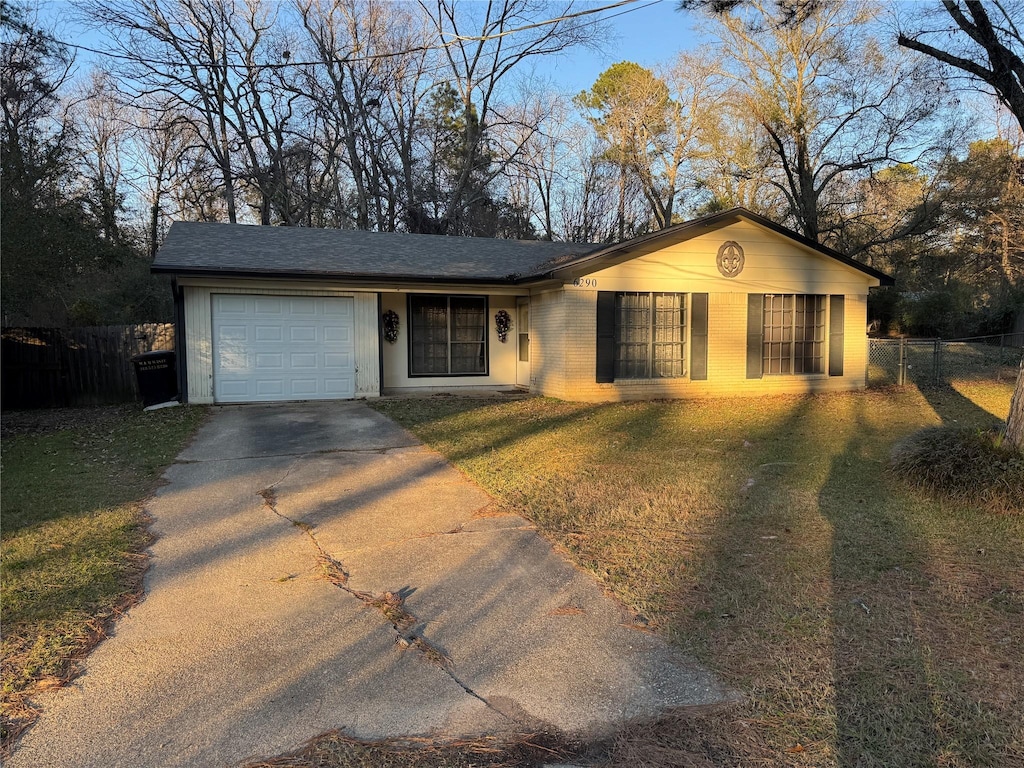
[
  {"left": 409, "top": 295, "right": 487, "bottom": 376},
  {"left": 762, "top": 294, "right": 825, "bottom": 375},
  {"left": 614, "top": 292, "right": 687, "bottom": 379}
]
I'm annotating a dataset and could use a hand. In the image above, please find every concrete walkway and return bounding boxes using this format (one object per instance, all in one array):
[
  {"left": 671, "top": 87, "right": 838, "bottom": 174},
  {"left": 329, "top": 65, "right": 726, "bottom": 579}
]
[{"left": 9, "top": 401, "right": 728, "bottom": 768}]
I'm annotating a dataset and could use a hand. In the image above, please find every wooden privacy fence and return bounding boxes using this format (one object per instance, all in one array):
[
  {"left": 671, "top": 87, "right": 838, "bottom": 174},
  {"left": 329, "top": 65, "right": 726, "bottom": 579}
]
[{"left": 2, "top": 324, "right": 175, "bottom": 409}]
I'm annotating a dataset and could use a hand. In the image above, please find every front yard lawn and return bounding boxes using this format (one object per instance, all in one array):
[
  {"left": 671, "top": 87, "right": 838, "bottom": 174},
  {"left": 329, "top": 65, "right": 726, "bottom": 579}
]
[
  {"left": 372, "top": 383, "right": 1022, "bottom": 767},
  {"left": 1, "top": 405, "right": 206, "bottom": 746}
]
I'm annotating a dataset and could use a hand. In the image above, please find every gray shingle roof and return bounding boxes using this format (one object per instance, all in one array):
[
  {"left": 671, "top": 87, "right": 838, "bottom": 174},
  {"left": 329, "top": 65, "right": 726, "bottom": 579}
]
[
  {"left": 153, "top": 221, "right": 601, "bottom": 282},
  {"left": 152, "top": 209, "right": 894, "bottom": 287}
]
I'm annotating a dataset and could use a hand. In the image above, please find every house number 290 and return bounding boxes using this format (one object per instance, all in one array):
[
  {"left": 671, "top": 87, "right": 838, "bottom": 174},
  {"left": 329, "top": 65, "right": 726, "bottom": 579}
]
[{"left": 572, "top": 278, "right": 598, "bottom": 288}]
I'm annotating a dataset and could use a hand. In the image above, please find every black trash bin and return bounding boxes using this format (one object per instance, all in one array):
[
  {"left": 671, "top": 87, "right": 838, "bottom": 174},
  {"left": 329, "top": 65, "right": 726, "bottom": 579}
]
[{"left": 132, "top": 350, "right": 178, "bottom": 407}]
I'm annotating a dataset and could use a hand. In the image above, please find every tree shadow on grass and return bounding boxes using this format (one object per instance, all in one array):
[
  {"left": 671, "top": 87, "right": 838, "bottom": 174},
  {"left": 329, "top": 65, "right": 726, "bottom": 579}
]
[
  {"left": 818, "top": 403, "right": 941, "bottom": 768},
  {"left": 914, "top": 383, "right": 1004, "bottom": 430},
  {"left": 374, "top": 392, "right": 1015, "bottom": 766},
  {"left": 818, "top": 394, "right": 1016, "bottom": 767},
  {"left": 661, "top": 391, "right": 987, "bottom": 766},
  {"left": 660, "top": 396, "right": 838, "bottom": 755}
]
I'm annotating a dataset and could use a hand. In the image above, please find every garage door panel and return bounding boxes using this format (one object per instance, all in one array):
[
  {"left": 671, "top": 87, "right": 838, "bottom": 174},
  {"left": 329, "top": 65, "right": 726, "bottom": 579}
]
[
  {"left": 255, "top": 353, "right": 284, "bottom": 369},
  {"left": 218, "top": 380, "right": 251, "bottom": 398},
  {"left": 254, "top": 298, "right": 284, "bottom": 314},
  {"left": 218, "top": 297, "right": 249, "bottom": 314},
  {"left": 255, "top": 380, "right": 284, "bottom": 396},
  {"left": 291, "top": 379, "right": 318, "bottom": 396},
  {"left": 322, "top": 301, "right": 352, "bottom": 317},
  {"left": 289, "top": 298, "right": 317, "bottom": 315},
  {"left": 323, "top": 325, "right": 351, "bottom": 342},
  {"left": 323, "top": 352, "right": 352, "bottom": 368},
  {"left": 218, "top": 325, "right": 248, "bottom": 341},
  {"left": 289, "top": 352, "right": 317, "bottom": 368},
  {"left": 324, "top": 377, "right": 354, "bottom": 394},
  {"left": 254, "top": 325, "right": 283, "bottom": 342},
  {"left": 212, "top": 295, "right": 356, "bottom": 403},
  {"left": 217, "top": 350, "right": 249, "bottom": 372}
]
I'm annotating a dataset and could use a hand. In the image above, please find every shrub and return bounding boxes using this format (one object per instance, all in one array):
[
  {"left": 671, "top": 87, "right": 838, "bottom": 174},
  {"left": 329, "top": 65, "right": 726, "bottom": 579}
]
[
  {"left": 867, "top": 286, "right": 901, "bottom": 336},
  {"left": 890, "top": 426, "right": 1024, "bottom": 513},
  {"left": 897, "top": 288, "right": 975, "bottom": 338}
]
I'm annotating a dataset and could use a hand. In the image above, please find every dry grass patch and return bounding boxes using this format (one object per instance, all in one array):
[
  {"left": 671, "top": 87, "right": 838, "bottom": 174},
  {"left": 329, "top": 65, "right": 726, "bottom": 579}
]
[{"left": 373, "top": 385, "right": 1023, "bottom": 767}]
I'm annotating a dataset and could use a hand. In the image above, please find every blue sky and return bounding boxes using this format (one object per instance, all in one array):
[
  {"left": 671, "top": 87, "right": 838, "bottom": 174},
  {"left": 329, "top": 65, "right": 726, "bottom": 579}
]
[
  {"left": 544, "top": 0, "right": 707, "bottom": 92},
  {"left": 34, "top": 0, "right": 707, "bottom": 96}
]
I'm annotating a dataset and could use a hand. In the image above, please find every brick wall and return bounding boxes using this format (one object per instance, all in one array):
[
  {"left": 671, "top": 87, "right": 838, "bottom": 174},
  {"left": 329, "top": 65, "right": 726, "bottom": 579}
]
[
  {"left": 530, "top": 289, "right": 870, "bottom": 402},
  {"left": 529, "top": 289, "right": 568, "bottom": 399}
]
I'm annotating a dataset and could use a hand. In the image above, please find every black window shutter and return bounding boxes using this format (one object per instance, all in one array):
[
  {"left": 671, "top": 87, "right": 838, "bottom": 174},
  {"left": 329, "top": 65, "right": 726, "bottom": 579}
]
[
  {"left": 596, "top": 291, "right": 616, "bottom": 383},
  {"left": 746, "top": 294, "right": 764, "bottom": 379},
  {"left": 690, "top": 293, "right": 709, "bottom": 380},
  {"left": 829, "top": 295, "right": 845, "bottom": 376}
]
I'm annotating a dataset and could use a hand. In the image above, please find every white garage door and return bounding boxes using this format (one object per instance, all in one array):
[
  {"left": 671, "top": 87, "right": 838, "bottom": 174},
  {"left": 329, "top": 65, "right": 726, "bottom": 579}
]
[{"left": 212, "top": 295, "right": 356, "bottom": 403}]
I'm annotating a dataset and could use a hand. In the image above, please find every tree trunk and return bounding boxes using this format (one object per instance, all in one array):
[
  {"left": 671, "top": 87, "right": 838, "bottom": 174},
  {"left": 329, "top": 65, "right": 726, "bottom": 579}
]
[
  {"left": 150, "top": 202, "right": 160, "bottom": 261},
  {"left": 617, "top": 164, "right": 626, "bottom": 242},
  {"left": 1006, "top": 358, "right": 1024, "bottom": 452}
]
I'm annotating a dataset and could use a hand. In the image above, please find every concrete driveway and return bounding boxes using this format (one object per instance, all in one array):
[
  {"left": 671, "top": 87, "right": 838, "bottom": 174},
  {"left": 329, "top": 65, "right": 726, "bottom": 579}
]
[{"left": 9, "top": 401, "right": 729, "bottom": 768}]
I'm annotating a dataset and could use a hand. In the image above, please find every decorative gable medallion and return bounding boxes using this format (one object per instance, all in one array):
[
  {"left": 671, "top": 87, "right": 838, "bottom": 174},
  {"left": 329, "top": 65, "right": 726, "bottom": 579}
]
[{"left": 716, "top": 241, "right": 745, "bottom": 277}]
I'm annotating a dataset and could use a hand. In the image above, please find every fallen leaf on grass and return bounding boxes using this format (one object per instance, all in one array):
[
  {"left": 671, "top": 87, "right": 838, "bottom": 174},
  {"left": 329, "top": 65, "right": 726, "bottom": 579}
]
[{"left": 785, "top": 743, "right": 805, "bottom": 753}]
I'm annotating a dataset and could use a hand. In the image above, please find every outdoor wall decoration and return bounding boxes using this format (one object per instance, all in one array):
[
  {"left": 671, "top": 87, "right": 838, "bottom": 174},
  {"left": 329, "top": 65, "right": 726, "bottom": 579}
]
[
  {"left": 382, "top": 309, "right": 400, "bottom": 344},
  {"left": 495, "top": 309, "right": 512, "bottom": 343},
  {"left": 717, "top": 241, "right": 745, "bottom": 277}
]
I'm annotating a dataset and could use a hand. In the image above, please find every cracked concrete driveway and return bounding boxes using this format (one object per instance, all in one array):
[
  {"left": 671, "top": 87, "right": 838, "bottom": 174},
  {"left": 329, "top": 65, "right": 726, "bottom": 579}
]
[{"left": 9, "top": 401, "right": 729, "bottom": 768}]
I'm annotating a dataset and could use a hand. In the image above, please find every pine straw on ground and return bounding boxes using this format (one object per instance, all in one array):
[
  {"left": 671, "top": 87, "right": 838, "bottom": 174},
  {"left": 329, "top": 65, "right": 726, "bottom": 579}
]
[
  {"left": 244, "top": 704, "right": 775, "bottom": 768},
  {"left": 245, "top": 730, "right": 581, "bottom": 768}
]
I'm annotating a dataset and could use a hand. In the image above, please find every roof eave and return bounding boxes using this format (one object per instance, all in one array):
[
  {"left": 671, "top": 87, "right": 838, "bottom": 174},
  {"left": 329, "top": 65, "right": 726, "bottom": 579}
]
[
  {"left": 151, "top": 264, "right": 524, "bottom": 286},
  {"left": 543, "top": 207, "right": 895, "bottom": 286}
]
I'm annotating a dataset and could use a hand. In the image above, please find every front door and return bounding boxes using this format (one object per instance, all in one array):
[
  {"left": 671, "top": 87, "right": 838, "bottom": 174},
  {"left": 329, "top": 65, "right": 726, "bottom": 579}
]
[{"left": 515, "top": 298, "right": 530, "bottom": 389}]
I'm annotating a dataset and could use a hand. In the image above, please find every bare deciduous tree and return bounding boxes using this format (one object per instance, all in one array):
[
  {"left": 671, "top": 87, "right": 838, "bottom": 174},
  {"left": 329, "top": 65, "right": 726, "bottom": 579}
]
[
  {"left": 76, "top": 70, "right": 131, "bottom": 243},
  {"left": 420, "top": 0, "right": 604, "bottom": 234},
  {"left": 711, "top": 0, "right": 946, "bottom": 245},
  {"left": 896, "top": 0, "right": 1024, "bottom": 450},
  {"left": 897, "top": 1, "right": 1024, "bottom": 128}
]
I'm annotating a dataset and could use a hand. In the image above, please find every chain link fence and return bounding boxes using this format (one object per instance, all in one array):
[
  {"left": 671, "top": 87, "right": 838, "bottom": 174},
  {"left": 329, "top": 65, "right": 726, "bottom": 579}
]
[{"left": 869, "top": 333, "right": 1024, "bottom": 387}]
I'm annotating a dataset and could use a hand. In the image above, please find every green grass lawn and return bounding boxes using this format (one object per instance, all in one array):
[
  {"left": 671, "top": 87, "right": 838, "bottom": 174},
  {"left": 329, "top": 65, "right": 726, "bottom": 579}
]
[
  {"left": 1, "top": 405, "right": 206, "bottom": 745},
  {"left": 368, "top": 383, "right": 1023, "bottom": 768}
]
